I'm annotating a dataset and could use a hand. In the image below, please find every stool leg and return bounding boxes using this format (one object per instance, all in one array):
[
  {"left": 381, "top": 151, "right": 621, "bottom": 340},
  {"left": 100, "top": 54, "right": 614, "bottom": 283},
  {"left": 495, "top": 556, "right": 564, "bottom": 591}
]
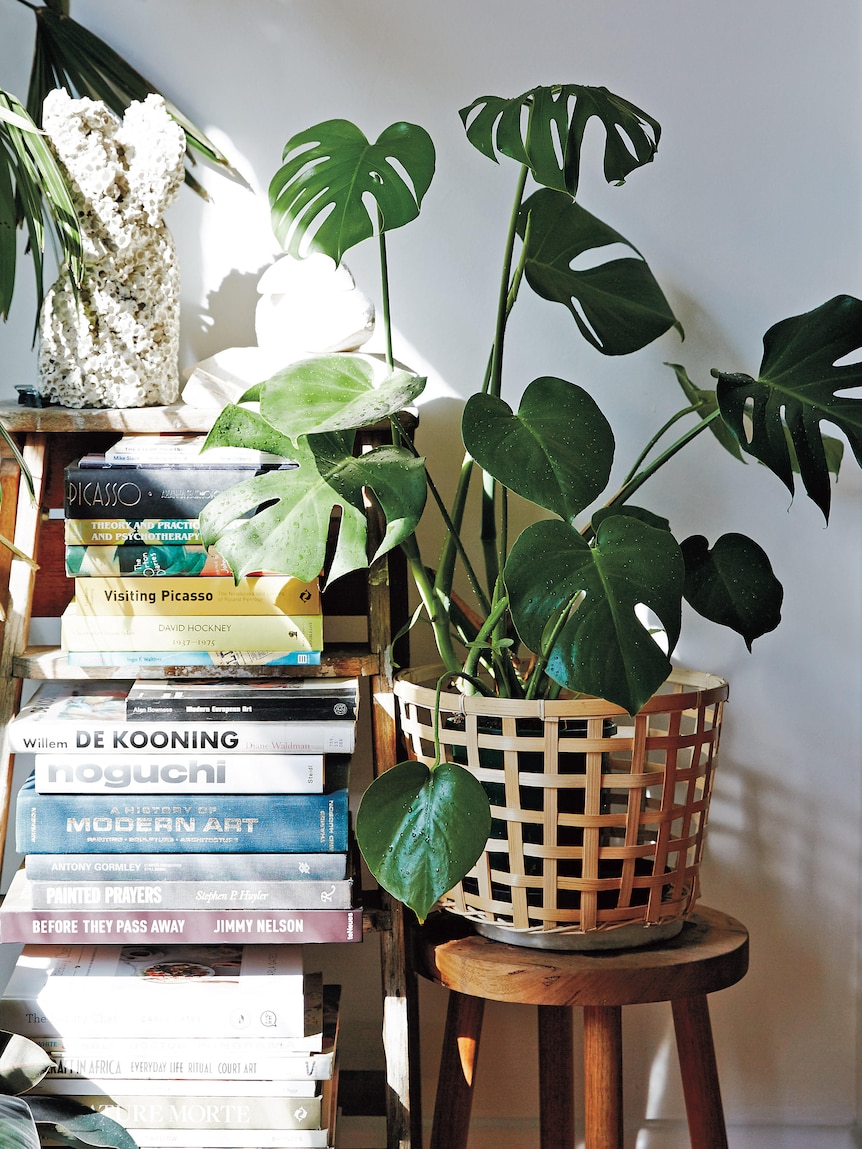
[
  {"left": 429, "top": 990, "right": 485, "bottom": 1149},
  {"left": 582, "top": 1004, "right": 624, "bottom": 1149},
  {"left": 671, "top": 994, "right": 728, "bottom": 1149},
  {"left": 538, "top": 1005, "right": 575, "bottom": 1149}
]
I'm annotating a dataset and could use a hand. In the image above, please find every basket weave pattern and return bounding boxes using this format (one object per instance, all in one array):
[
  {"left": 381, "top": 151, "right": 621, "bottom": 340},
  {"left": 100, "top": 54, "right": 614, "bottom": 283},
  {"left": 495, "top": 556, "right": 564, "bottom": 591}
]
[{"left": 394, "top": 667, "right": 728, "bottom": 940}]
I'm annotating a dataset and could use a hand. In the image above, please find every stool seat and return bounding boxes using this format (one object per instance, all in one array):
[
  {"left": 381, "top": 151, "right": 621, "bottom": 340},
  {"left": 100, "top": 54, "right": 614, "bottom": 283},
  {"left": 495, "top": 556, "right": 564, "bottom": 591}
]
[{"left": 414, "top": 907, "right": 749, "bottom": 1149}]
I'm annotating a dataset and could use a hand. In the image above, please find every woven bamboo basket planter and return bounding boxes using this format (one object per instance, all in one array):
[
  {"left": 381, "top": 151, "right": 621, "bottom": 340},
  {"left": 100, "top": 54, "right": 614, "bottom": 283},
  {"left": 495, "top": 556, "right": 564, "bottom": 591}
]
[{"left": 394, "top": 665, "right": 729, "bottom": 950}]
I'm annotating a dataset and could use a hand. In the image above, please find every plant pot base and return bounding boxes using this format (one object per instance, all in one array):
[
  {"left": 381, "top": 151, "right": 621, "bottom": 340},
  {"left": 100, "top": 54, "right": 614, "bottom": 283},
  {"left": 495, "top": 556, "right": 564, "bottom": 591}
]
[{"left": 468, "top": 913, "right": 685, "bottom": 951}]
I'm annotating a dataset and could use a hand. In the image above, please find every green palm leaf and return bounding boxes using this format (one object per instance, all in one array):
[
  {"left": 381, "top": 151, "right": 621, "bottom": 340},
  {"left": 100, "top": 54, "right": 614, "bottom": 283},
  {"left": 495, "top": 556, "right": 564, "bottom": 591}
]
[
  {"left": 27, "top": 7, "right": 239, "bottom": 195},
  {"left": 0, "top": 90, "right": 83, "bottom": 324}
]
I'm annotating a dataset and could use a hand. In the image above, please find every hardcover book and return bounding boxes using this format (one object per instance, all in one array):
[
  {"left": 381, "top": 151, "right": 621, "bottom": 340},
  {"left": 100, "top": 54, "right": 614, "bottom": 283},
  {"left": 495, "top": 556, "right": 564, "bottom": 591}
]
[
  {"left": 0, "top": 941, "right": 307, "bottom": 1038},
  {"left": 28, "top": 875, "right": 355, "bottom": 911},
  {"left": 66, "top": 543, "right": 236, "bottom": 578},
  {"left": 64, "top": 459, "right": 296, "bottom": 519},
  {"left": 25, "top": 853, "right": 349, "bottom": 883},
  {"left": 41, "top": 1077, "right": 319, "bottom": 1096},
  {"left": 73, "top": 574, "right": 321, "bottom": 617},
  {"left": 79, "top": 1126, "right": 332, "bottom": 1147},
  {"left": 102, "top": 434, "right": 292, "bottom": 467},
  {"left": 47, "top": 1092, "right": 324, "bottom": 1129},
  {"left": 65, "top": 518, "right": 203, "bottom": 546},
  {"left": 35, "top": 984, "right": 340, "bottom": 1068},
  {"left": 60, "top": 602, "right": 324, "bottom": 654},
  {"left": 14, "top": 768, "right": 350, "bottom": 853},
  {"left": 124, "top": 678, "right": 358, "bottom": 723},
  {"left": 0, "top": 871, "right": 362, "bottom": 946},
  {"left": 9, "top": 682, "right": 355, "bottom": 755},
  {"left": 34, "top": 752, "right": 326, "bottom": 794},
  {"left": 66, "top": 649, "right": 323, "bottom": 668}
]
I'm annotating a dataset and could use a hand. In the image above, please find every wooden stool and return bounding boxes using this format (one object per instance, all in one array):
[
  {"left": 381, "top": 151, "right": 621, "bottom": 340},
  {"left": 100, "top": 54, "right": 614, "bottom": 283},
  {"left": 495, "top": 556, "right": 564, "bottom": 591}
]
[{"left": 414, "top": 906, "right": 749, "bottom": 1149}]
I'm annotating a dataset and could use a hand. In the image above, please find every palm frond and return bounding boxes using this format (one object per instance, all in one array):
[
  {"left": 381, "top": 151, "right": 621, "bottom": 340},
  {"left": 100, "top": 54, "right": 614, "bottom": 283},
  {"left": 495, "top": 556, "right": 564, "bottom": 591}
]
[
  {"left": 0, "top": 90, "right": 84, "bottom": 327},
  {"left": 28, "top": 7, "right": 243, "bottom": 194}
]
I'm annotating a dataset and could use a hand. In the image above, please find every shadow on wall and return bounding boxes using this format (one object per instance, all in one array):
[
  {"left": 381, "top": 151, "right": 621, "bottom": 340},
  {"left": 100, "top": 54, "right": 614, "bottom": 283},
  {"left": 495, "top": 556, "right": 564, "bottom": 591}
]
[{"left": 182, "top": 269, "right": 266, "bottom": 368}]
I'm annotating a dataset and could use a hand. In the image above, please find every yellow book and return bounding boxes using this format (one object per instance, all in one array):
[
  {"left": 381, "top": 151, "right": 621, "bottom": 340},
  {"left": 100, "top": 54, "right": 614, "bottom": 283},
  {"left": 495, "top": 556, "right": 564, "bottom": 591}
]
[
  {"left": 73, "top": 575, "right": 320, "bottom": 617},
  {"left": 61, "top": 602, "right": 323, "bottom": 653}
]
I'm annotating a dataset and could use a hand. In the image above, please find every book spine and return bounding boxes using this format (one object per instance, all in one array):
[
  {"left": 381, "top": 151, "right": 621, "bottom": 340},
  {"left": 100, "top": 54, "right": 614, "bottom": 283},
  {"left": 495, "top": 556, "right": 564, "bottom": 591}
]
[
  {"left": 41, "top": 1049, "right": 335, "bottom": 1081},
  {"left": 77, "top": 1129, "right": 330, "bottom": 1147},
  {"left": 65, "top": 519, "right": 203, "bottom": 546},
  {"left": 29, "top": 877, "right": 354, "bottom": 910},
  {"left": 64, "top": 463, "right": 294, "bottom": 520},
  {"left": 8, "top": 719, "right": 355, "bottom": 755},
  {"left": 49, "top": 1094, "right": 323, "bottom": 1129},
  {"left": 65, "top": 649, "right": 323, "bottom": 668},
  {"left": 40, "top": 1075, "right": 319, "bottom": 1095},
  {"left": 66, "top": 544, "right": 233, "bottom": 578},
  {"left": 125, "top": 696, "right": 355, "bottom": 723},
  {"left": 73, "top": 575, "right": 321, "bottom": 617},
  {"left": 33, "top": 753, "right": 325, "bottom": 794},
  {"left": 25, "top": 853, "right": 349, "bottom": 882},
  {"left": 61, "top": 610, "right": 324, "bottom": 653},
  {"left": 0, "top": 907, "right": 362, "bottom": 948},
  {"left": 15, "top": 789, "right": 350, "bottom": 854}
]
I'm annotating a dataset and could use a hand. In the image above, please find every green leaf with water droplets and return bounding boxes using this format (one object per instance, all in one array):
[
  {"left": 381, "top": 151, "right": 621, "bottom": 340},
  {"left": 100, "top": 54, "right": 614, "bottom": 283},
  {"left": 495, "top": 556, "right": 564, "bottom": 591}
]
[{"left": 355, "top": 760, "right": 491, "bottom": 922}]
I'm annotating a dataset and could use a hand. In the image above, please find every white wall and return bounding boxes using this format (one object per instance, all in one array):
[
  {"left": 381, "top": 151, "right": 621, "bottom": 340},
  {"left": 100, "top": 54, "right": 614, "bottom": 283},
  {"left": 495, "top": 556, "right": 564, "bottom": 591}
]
[{"left": 1, "top": 3, "right": 860, "bottom": 1145}]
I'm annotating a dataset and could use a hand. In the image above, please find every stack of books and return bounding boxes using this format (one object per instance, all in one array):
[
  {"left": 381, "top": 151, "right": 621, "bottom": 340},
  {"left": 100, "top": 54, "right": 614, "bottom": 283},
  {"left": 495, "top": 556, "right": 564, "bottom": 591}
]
[
  {"left": 61, "top": 432, "right": 323, "bottom": 668},
  {"left": 3, "top": 942, "right": 341, "bottom": 1148},
  {"left": 0, "top": 677, "right": 363, "bottom": 946}
]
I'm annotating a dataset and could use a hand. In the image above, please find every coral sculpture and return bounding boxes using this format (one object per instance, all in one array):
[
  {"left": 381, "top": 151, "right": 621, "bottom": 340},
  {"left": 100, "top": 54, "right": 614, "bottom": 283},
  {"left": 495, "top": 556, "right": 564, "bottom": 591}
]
[{"left": 38, "top": 90, "right": 186, "bottom": 408}]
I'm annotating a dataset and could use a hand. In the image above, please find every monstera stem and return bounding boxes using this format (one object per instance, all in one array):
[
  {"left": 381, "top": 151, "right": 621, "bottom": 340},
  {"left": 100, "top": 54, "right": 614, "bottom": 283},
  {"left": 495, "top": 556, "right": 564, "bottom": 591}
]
[
  {"left": 589, "top": 408, "right": 721, "bottom": 540},
  {"left": 378, "top": 221, "right": 394, "bottom": 370},
  {"left": 400, "top": 535, "right": 461, "bottom": 674}
]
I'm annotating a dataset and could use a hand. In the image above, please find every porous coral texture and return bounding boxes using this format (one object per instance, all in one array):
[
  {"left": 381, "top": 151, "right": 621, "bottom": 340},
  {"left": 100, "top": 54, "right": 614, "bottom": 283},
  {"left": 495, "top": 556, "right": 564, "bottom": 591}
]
[{"left": 38, "top": 90, "right": 186, "bottom": 408}]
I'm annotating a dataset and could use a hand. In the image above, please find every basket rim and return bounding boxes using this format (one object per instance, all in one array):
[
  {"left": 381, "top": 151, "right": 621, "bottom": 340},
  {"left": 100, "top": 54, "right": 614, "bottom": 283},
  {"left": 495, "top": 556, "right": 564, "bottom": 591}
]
[{"left": 394, "top": 664, "right": 729, "bottom": 716}]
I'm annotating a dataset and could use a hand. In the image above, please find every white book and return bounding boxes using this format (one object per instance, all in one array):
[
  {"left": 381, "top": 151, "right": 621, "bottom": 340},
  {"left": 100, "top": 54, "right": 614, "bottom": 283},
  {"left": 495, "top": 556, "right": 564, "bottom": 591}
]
[
  {"left": 33, "top": 752, "right": 325, "bottom": 794},
  {"left": 0, "top": 943, "right": 308, "bottom": 1039},
  {"left": 39, "top": 1077, "right": 319, "bottom": 1097}
]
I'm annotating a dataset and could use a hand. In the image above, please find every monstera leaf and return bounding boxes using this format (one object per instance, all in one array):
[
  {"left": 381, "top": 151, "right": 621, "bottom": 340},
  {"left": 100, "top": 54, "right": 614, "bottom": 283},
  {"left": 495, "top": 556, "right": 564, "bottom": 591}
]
[
  {"left": 714, "top": 294, "right": 862, "bottom": 520},
  {"left": 681, "top": 533, "right": 783, "bottom": 649},
  {"left": 255, "top": 356, "right": 426, "bottom": 441},
  {"left": 26, "top": 1095, "right": 138, "bottom": 1148},
  {"left": 356, "top": 759, "right": 492, "bottom": 923},
  {"left": 505, "top": 515, "right": 685, "bottom": 714},
  {"left": 0, "top": 1097, "right": 39, "bottom": 1149},
  {"left": 199, "top": 430, "right": 427, "bottom": 586},
  {"left": 461, "top": 376, "right": 614, "bottom": 520},
  {"left": 518, "top": 190, "right": 682, "bottom": 355},
  {"left": 270, "top": 119, "right": 436, "bottom": 264},
  {"left": 460, "top": 83, "right": 661, "bottom": 194}
]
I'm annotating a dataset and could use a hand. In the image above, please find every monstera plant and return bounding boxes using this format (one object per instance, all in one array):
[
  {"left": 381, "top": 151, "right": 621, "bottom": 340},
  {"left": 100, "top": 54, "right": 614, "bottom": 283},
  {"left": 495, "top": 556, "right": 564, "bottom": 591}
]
[
  {"left": 0, "top": 1028, "right": 135, "bottom": 1148},
  {"left": 199, "top": 83, "right": 862, "bottom": 921}
]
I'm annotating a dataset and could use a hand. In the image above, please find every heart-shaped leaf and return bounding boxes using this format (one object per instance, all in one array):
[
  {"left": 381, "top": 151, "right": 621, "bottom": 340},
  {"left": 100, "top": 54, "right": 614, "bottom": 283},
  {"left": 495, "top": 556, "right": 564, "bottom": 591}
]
[
  {"left": 519, "top": 189, "right": 681, "bottom": 355},
  {"left": 462, "top": 376, "right": 614, "bottom": 520},
  {"left": 270, "top": 119, "right": 435, "bottom": 264},
  {"left": 714, "top": 294, "right": 862, "bottom": 520},
  {"left": 355, "top": 760, "right": 492, "bottom": 923},
  {"left": 681, "top": 533, "right": 783, "bottom": 650},
  {"left": 460, "top": 84, "right": 660, "bottom": 194},
  {"left": 505, "top": 515, "right": 684, "bottom": 714},
  {"left": 199, "top": 432, "right": 427, "bottom": 585},
  {"left": 258, "top": 356, "right": 426, "bottom": 441}
]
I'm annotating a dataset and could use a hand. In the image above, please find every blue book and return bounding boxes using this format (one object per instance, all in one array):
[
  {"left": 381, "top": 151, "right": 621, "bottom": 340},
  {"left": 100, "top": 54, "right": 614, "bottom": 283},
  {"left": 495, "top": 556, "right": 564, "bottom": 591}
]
[{"left": 15, "top": 766, "right": 349, "bottom": 855}]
